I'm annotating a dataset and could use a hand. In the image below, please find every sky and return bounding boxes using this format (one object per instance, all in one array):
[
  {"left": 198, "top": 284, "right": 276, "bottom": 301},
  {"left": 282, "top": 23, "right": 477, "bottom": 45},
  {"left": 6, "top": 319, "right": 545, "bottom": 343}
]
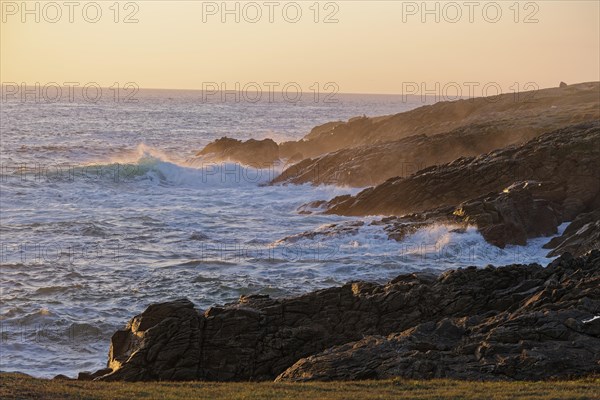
[{"left": 1, "top": 0, "right": 599, "bottom": 94}]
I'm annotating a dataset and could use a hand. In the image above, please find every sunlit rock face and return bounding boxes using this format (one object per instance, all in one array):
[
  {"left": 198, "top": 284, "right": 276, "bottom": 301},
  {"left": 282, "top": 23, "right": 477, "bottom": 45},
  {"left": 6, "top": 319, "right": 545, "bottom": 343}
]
[
  {"left": 92, "top": 252, "right": 600, "bottom": 382},
  {"left": 272, "top": 82, "right": 600, "bottom": 187}
]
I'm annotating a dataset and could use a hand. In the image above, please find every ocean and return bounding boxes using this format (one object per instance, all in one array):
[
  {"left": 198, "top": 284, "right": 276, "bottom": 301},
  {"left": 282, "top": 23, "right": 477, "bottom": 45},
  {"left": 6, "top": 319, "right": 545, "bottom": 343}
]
[{"left": 0, "top": 89, "right": 566, "bottom": 377}]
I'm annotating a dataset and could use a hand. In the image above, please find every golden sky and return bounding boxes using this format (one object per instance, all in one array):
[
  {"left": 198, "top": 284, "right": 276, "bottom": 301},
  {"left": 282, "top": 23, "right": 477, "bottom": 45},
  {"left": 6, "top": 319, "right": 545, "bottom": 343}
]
[{"left": 1, "top": 0, "right": 599, "bottom": 94}]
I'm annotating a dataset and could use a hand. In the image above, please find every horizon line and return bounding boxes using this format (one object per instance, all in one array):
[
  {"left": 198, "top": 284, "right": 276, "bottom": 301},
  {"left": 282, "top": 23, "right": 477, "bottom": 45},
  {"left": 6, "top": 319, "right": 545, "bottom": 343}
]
[{"left": 2, "top": 81, "right": 596, "bottom": 97}]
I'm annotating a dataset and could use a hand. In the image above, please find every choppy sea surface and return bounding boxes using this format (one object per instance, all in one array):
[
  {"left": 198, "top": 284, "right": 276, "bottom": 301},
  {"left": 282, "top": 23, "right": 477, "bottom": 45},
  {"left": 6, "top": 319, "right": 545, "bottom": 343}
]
[{"left": 0, "top": 90, "right": 566, "bottom": 377}]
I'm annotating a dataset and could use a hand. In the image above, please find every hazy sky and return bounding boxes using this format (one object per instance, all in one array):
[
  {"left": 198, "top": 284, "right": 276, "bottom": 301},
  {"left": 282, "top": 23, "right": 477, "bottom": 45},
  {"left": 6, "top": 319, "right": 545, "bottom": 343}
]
[{"left": 2, "top": 1, "right": 599, "bottom": 94}]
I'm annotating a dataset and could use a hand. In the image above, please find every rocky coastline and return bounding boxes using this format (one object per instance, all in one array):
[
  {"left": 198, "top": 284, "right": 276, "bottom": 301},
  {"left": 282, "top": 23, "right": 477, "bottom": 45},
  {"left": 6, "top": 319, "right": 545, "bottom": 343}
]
[
  {"left": 78, "top": 251, "right": 599, "bottom": 382},
  {"left": 322, "top": 121, "right": 600, "bottom": 254},
  {"left": 197, "top": 82, "right": 599, "bottom": 187},
  {"left": 194, "top": 83, "right": 600, "bottom": 256},
  {"left": 72, "top": 83, "right": 600, "bottom": 383}
]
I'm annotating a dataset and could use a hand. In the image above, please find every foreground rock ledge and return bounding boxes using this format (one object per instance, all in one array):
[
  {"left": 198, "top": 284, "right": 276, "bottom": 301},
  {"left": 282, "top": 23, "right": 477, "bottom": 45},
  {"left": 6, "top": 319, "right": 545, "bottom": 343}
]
[{"left": 92, "top": 252, "right": 600, "bottom": 382}]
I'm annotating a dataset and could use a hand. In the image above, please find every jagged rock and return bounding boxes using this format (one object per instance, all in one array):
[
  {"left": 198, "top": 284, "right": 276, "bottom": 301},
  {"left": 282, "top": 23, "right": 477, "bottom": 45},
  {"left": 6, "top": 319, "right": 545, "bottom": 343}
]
[
  {"left": 93, "top": 252, "right": 600, "bottom": 382},
  {"left": 544, "top": 210, "right": 600, "bottom": 256},
  {"left": 453, "top": 181, "right": 563, "bottom": 247},
  {"left": 196, "top": 137, "right": 279, "bottom": 166},
  {"left": 105, "top": 298, "right": 200, "bottom": 381},
  {"left": 384, "top": 221, "right": 433, "bottom": 242},
  {"left": 327, "top": 122, "right": 599, "bottom": 218},
  {"left": 277, "top": 251, "right": 600, "bottom": 381},
  {"left": 301, "top": 180, "right": 569, "bottom": 249}
]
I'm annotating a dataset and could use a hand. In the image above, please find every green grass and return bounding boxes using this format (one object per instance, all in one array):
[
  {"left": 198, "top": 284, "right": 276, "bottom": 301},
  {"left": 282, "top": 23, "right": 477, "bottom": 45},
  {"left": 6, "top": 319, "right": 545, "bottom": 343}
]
[{"left": 1, "top": 373, "right": 599, "bottom": 400}]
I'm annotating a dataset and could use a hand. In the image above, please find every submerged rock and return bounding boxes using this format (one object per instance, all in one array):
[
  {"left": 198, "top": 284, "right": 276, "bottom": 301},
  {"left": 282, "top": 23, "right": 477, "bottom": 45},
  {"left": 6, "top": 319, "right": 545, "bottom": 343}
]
[
  {"left": 91, "top": 251, "right": 600, "bottom": 382},
  {"left": 273, "top": 221, "right": 364, "bottom": 244}
]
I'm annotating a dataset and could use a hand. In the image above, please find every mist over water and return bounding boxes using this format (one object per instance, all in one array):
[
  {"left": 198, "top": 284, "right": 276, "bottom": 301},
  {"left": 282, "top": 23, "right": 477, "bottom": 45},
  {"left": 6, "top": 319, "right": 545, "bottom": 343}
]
[{"left": 0, "top": 90, "right": 564, "bottom": 377}]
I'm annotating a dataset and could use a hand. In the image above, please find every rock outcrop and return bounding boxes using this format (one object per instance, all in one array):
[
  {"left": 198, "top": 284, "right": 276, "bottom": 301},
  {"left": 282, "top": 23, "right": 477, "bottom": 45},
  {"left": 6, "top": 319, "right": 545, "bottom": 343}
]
[
  {"left": 544, "top": 210, "right": 600, "bottom": 257},
  {"left": 195, "top": 137, "right": 279, "bottom": 166},
  {"left": 91, "top": 252, "right": 600, "bottom": 382},
  {"left": 451, "top": 181, "right": 564, "bottom": 248},
  {"left": 326, "top": 122, "right": 599, "bottom": 218}
]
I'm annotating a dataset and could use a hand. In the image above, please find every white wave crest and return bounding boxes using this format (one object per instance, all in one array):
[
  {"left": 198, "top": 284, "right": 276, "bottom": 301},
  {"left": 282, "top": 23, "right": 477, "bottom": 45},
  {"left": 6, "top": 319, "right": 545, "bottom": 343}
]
[{"left": 81, "top": 143, "right": 283, "bottom": 188}]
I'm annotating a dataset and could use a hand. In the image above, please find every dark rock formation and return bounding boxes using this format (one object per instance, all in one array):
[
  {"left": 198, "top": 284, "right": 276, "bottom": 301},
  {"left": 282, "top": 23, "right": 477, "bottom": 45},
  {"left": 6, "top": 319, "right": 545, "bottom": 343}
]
[
  {"left": 377, "top": 219, "right": 439, "bottom": 242},
  {"left": 92, "top": 252, "right": 600, "bottom": 382},
  {"left": 53, "top": 374, "right": 73, "bottom": 381},
  {"left": 293, "top": 177, "right": 582, "bottom": 249},
  {"left": 452, "top": 181, "right": 563, "bottom": 248},
  {"left": 544, "top": 210, "right": 600, "bottom": 257},
  {"left": 196, "top": 137, "right": 279, "bottom": 166},
  {"left": 77, "top": 368, "right": 112, "bottom": 381},
  {"left": 273, "top": 221, "right": 364, "bottom": 244},
  {"left": 273, "top": 82, "right": 599, "bottom": 186},
  {"left": 190, "top": 83, "right": 600, "bottom": 186},
  {"left": 278, "top": 252, "right": 600, "bottom": 381},
  {"left": 326, "top": 122, "right": 599, "bottom": 218}
]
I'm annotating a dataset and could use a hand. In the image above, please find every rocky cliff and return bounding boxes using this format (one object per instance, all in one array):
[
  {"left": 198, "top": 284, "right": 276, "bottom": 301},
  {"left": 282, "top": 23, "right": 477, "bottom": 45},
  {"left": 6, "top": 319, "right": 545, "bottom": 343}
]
[
  {"left": 279, "top": 82, "right": 599, "bottom": 159},
  {"left": 195, "top": 83, "right": 599, "bottom": 187},
  {"left": 272, "top": 82, "right": 599, "bottom": 186},
  {"left": 196, "top": 82, "right": 600, "bottom": 187}
]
